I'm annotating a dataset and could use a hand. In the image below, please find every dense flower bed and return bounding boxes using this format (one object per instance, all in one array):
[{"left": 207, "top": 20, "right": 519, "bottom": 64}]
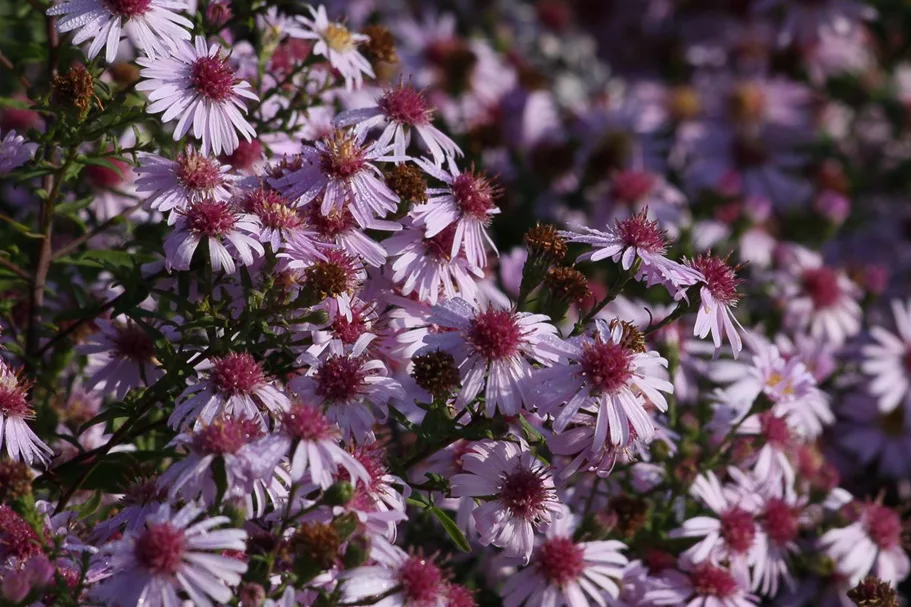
[{"left": 0, "top": 0, "right": 909, "bottom": 605}]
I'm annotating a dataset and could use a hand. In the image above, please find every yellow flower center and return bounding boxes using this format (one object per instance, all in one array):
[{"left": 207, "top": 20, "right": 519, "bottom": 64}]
[{"left": 324, "top": 23, "right": 354, "bottom": 53}]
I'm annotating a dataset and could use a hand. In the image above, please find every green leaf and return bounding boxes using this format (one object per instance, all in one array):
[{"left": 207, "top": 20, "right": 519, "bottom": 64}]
[{"left": 429, "top": 507, "right": 471, "bottom": 552}]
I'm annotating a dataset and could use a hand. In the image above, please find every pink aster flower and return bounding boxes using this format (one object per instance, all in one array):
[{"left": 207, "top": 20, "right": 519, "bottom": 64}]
[
  {"left": 163, "top": 198, "right": 263, "bottom": 273},
  {"left": 560, "top": 211, "right": 703, "bottom": 300},
  {"left": 535, "top": 319, "right": 673, "bottom": 451},
  {"left": 91, "top": 503, "right": 247, "bottom": 607},
  {"left": 270, "top": 129, "right": 402, "bottom": 228},
  {"left": 340, "top": 537, "right": 448, "bottom": 607},
  {"left": 135, "top": 148, "right": 235, "bottom": 223},
  {"left": 335, "top": 83, "right": 462, "bottom": 163},
  {"left": 280, "top": 248, "right": 366, "bottom": 321},
  {"left": 451, "top": 440, "right": 563, "bottom": 562},
  {"left": 501, "top": 505, "right": 628, "bottom": 607},
  {"left": 669, "top": 472, "right": 759, "bottom": 582},
  {"left": 341, "top": 442, "right": 410, "bottom": 519},
  {"left": 411, "top": 158, "right": 500, "bottom": 269},
  {"left": 0, "top": 363, "right": 52, "bottom": 466},
  {"left": 289, "top": 342, "right": 404, "bottom": 443},
  {"left": 818, "top": 502, "right": 910, "bottom": 586},
  {"left": 305, "top": 203, "right": 399, "bottom": 268},
  {"left": 264, "top": 403, "right": 369, "bottom": 489},
  {"left": 80, "top": 318, "right": 166, "bottom": 400},
  {"left": 688, "top": 254, "right": 746, "bottom": 358},
  {"left": 777, "top": 249, "right": 861, "bottom": 346},
  {"left": 286, "top": 5, "right": 373, "bottom": 91},
  {"left": 835, "top": 392, "right": 911, "bottom": 480},
  {"left": 83, "top": 155, "right": 142, "bottom": 221},
  {"left": 861, "top": 299, "right": 911, "bottom": 413},
  {"left": 404, "top": 298, "right": 561, "bottom": 417},
  {"left": 169, "top": 352, "right": 290, "bottom": 430},
  {"left": 646, "top": 562, "right": 758, "bottom": 607},
  {"left": 0, "top": 130, "right": 37, "bottom": 174},
  {"left": 47, "top": 0, "right": 191, "bottom": 64},
  {"left": 385, "top": 222, "right": 484, "bottom": 305},
  {"left": 238, "top": 185, "right": 317, "bottom": 251},
  {"left": 137, "top": 36, "right": 258, "bottom": 155}
]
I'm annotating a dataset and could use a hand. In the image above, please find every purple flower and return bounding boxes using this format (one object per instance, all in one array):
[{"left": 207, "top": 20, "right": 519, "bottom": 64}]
[
  {"left": 451, "top": 440, "right": 562, "bottom": 562},
  {"left": 0, "top": 363, "right": 52, "bottom": 466},
  {"left": 137, "top": 36, "right": 258, "bottom": 155},
  {"left": 0, "top": 130, "right": 37, "bottom": 174},
  {"left": 163, "top": 198, "right": 263, "bottom": 274},
  {"left": 861, "top": 299, "right": 911, "bottom": 413},
  {"left": 47, "top": 0, "right": 192, "bottom": 64},
  {"left": 340, "top": 537, "right": 448, "bottom": 607},
  {"left": 91, "top": 503, "right": 247, "bottom": 606},
  {"left": 647, "top": 562, "right": 758, "bottom": 607},
  {"left": 689, "top": 254, "right": 746, "bottom": 358},
  {"left": 135, "top": 148, "right": 235, "bottom": 223},
  {"left": 305, "top": 201, "right": 399, "bottom": 268},
  {"left": 286, "top": 5, "right": 373, "bottom": 91},
  {"left": 79, "top": 318, "right": 168, "bottom": 400}
]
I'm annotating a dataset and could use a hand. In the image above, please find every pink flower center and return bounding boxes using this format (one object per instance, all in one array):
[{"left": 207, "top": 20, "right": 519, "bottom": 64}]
[
  {"left": 185, "top": 199, "right": 238, "bottom": 236},
  {"left": 720, "top": 507, "right": 756, "bottom": 554},
  {"left": 191, "top": 418, "right": 262, "bottom": 455},
  {"left": 692, "top": 254, "right": 742, "bottom": 305},
  {"left": 223, "top": 139, "right": 262, "bottom": 172},
  {"left": 398, "top": 556, "right": 445, "bottom": 606},
  {"left": 689, "top": 564, "right": 739, "bottom": 598},
  {"left": 761, "top": 499, "right": 799, "bottom": 546},
  {"left": 444, "top": 585, "right": 477, "bottom": 607},
  {"left": 535, "top": 537, "right": 585, "bottom": 587},
  {"left": 616, "top": 212, "right": 666, "bottom": 253},
  {"left": 377, "top": 85, "right": 433, "bottom": 126},
  {"left": 103, "top": 0, "right": 151, "bottom": 18},
  {"left": 111, "top": 322, "right": 156, "bottom": 362},
  {"left": 801, "top": 267, "right": 842, "bottom": 309},
  {"left": 760, "top": 412, "right": 791, "bottom": 447},
  {"left": 210, "top": 352, "right": 265, "bottom": 395},
  {"left": 579, "top": 340, "right": 634, "bottom": 394},
  {"left": 0, "top": 505, "right": 44, "bottom": 561},
  {"left": 121, "top": 478, "right": 166, "bottom": 507},
  {"left": 331, "top": 309, "right": 368, "bottom": 345},
  {"left": 451, "top": 171, "right": 497, "bottom": 220},
  {"left": 307, "top": 204, "right": 356, "bottom": 237},
  {"left": 466, "top": 309, "right": 523, "bottom": 360},
  {"left": 282, "top": 404, "right": 336, "bottom": 442},
  {"left": 611, "top": 170, "right": 655, "bottom": 204},
  {"left": 864, "top": 504, "right": 902, "bottom": 550},
  {"left": 0, "top": 376, "right": 31, "bottom": 418},
  {"left": 319, "top": 132, "right": 367, "bottom": 180},
  {"left": 499, "top": 465, "right": 549, "bottom": 520},
  {"left": 424, "top": 224, "right": 459, "bottom": 261},
  {"left": 316, "top": 355, "right": 365, "bottom": 403},
  {"left": 190, "top": 56, "right": 236, "bottom": 102},
  {"left": 85, "top": 158, "right": 129, "bottom": 189},
  {"left": 175, "top": 152, "right": 223, "bottom": 193},
  {"left": 134, "top": 524, "right": 185, "bottom": 575},
  {"left": 244, "top": 189, "right": 302, "bottom": 232},
  {"left": 305, "top": 250, "right": 360, "bottom": 297}
]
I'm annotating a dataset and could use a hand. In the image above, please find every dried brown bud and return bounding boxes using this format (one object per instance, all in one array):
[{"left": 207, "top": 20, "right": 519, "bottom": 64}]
[
  {"left": 361, "top": 25, "right": 399, "bottom": 66},
  {"left": 545, "top": 266, "right": 591, "bottom": 304},
  {"left": 607, "top": 495, "right": 650, "bottom": 540},
  {"left": 51, "top": 64, "right": 96, "bottom": 119},
  {"left": 108, "top": 62, "right": 141, "bottom": 86},
  {"left": 0, "top": 460, "right": 32, "bottom": 501},
  {"left": 728, "top": 82, "right": 766, "bottom": 124},
  {"left": 524, "top": 224, "right": 567, "bottom": 263},
  {"left": 667, "top": 85, "right": 702, "bottom": 122},
  {"left": 608, "top": 319, "right": 646, "bottom": 353},
  {"left": 412, "top": 350, "right": 461, "bottom": 398},
  {"left": 291, "top": 522, "right": 341, "bottom": 570},
  {"left": 847, "top": 576, "right": 899, "bottom": 607},
  {"left": 386, "top": 164, "right": 428, "bottom": 206}
]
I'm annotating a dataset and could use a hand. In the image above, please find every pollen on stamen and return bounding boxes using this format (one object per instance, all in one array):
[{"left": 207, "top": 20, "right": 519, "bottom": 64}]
[
  {"left": 535, "top": 537, "right": 585, "bottom": 587},
  {"left": 377, "top": 84, "right": 434, "bottom": 126},
  {"left": 399, "top": 555, "right": 446, "bottom": 607},
  {"left": 282, "top": 403, "right": 337, "bottom": 442},
  {"left": 466, "top": 309, "right": 523, "bottom": 361},
  {"left": 451, "top": 169, "right": 499, "bottom": 221},
  {"left": 689, "top": 563, "right": 739, "bottom": 598},
  {"left": 319, "top": 131, "right": 368, "bottom": 180},
  {"left": 499, "top": 465, "right": 551, "bottom": 520},
  {"left": 615, "top": 211, "right": 667, "bottom": 253},
  {"left": 175, "top": 150, "right": 224, "bottom": 193},
  {"left": 190, "top": 56, "right": 236, "bottom": 102},
  {"left": 191, "top": 417, "right": 263, "bottom": 455},
  {"left": 315, "top": 355, "right": 366, "bottom": 403},
  {"left": 691, "top": 254, "right": 743, "bottom": 306},
  {"left": 184, "top": 199, "right": 238, "bottom": 237},
  {"left": 209, "top": 352, "right": 266, "bottom": 396},
  {"left": 133, "top": 523, "right": 186, "bottom": 575},
  {"left": 579, "top": 339, "right": 634, "bottom": 395}
]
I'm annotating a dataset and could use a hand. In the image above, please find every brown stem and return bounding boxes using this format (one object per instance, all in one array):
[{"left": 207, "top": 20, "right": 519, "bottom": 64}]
[
  {"left": 51, "top": 200, "right": 143, "bottom": 261},
  {"left": 0, "top": 51, "right": 31, "bottom": 89},
  {"left": 0, "top": 257, "right": 30, "bottom": 281}
]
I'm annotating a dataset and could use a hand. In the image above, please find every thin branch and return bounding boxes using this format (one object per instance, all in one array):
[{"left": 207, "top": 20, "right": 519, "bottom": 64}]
[
  {"left": 0, "top": 257, "right": 30, "bottom": 281},
  {"left": 0, "top": 51, "right": 31, "bottom": 89},
  {"left": 51, "top": 201, "right": 143, "bottom": 261}
]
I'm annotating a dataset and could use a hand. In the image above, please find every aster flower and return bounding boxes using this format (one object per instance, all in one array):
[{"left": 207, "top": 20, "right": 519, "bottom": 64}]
[
  {"left": 535, "top": 319, "right": 673, "bottom": 452},
  {"left": 237, "top": 185, "right": 317, "bottom": 251},
  {"left": 560, "top": 211, "right": 703, "bottom": 300},
  {"left": 646, "top": 562, "right": 759, "bottom": 607},
  {"left": 385, "top": 222, "right": 484, "bottom": 305},
  {"left": 754, "top": 0, "right": 876, "bottom": 45},
  {"left": 411, "top": 157, "right": 500, "bottom": 269},
  {"left": 305, "top": 203, "right": 399, "bottom": 268},
  {"left": 289, "top": 341, "right": 404, "bottom": 443},
  {"left": 340, "top": 537, "right": 448, "bottom": 607},
  {"left": 47, "top": 0, "right": 192, "bottom": 64},
  {"left": 669, "top": 472, "right": 759, "bottom": 581},
  {"left": 0, "top": 363, "right": 53, "bottom": 466},
  {"left": 135, "top": 148, "right": 235, "bottom": 223},
  {"left": 501, "top": 505, "right": 628, "bottom": 606},
  {"left": 342, "top": 442, "right": 410, "bottom": 518},
  {"left": 286, "top": 5, "right": 374, "bottom": 91},
  {"left": 818, "top": 502, "right": 910, "bottom": 586},
  {"left": 163, "top": 198, "right": 263, "bottom": 274},
  {"left": 688, "top": 254, "right": 745, "bottom": 358},
  {"left": 835, "top": 392, "right": 911, "bottom": 480},
  {"left": 91, "top": 503, "right": 247, "bottom": 607},
  {"left": 334, "top": 83, "right": 462, "bottom": 163},
  {"left": 262, "top": 403, "right": 369, "bottom": 489},
  {"left": 281, "top": 248, "right": 366, "bottom": 321},
  {"left": 136, "top": 36, "right": 258, "bottom": 155},
  {"left": 451, "top": 440, "right": 563, "bottom": 562},
  {"left": 79, "top": 318, "right": 166, "bottom": 400},
  {"left": 270, "top": 129, "right": 402, "bottom": 229},
  {"left": 0, "top": 130, "right": 37, "bottom": 174},
  {"left": 92, "top": 477, "right": 168, "bottom": 541},
  {"left": 83, "top": 156, "right": 142, "bottom": 221},
  {"left": 403, "top": 297, "right": 561, "bottom": 417},
  {"left": 169, "top": 352, "right": 290, "bottom": 430},
  {"left": 861, "top": 299, "right": 911, "bottom": 413}
]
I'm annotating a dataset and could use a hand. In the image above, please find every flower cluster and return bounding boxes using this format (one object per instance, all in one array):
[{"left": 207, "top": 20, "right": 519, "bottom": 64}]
[{"left": 0, "top": 1, "right": 909, "bottom": 606}]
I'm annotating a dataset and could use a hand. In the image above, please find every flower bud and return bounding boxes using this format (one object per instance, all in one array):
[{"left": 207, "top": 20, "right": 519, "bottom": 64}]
[
  {"left": 386, "top": 164, "right": 428, "bottom": 211},
  {"left": 51, "top": 64, "right": 95, "bottom": 120},
  {"left": 847, "top": 576, "right": 899, "bottom": 607},
  {"left": 238, "top": 582, "right": 265, "bottom": 607},
  {"left": 412, "top": 350, "right": 461, "bottom": 398},
  {"left": 361, "top": 25, "right": 399, "bottom": 67},
  {"left": 322, "top": 481, "right": 354, "bottom": 507},
  {"left": 290, "top": 522, "right": 342, "bottom": 582},
  {"left": 0, "top": 459, "right": 32, "bottom": 502},
  {"left": 342, "top": 535, "right": 371, "bottom": 569}
]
